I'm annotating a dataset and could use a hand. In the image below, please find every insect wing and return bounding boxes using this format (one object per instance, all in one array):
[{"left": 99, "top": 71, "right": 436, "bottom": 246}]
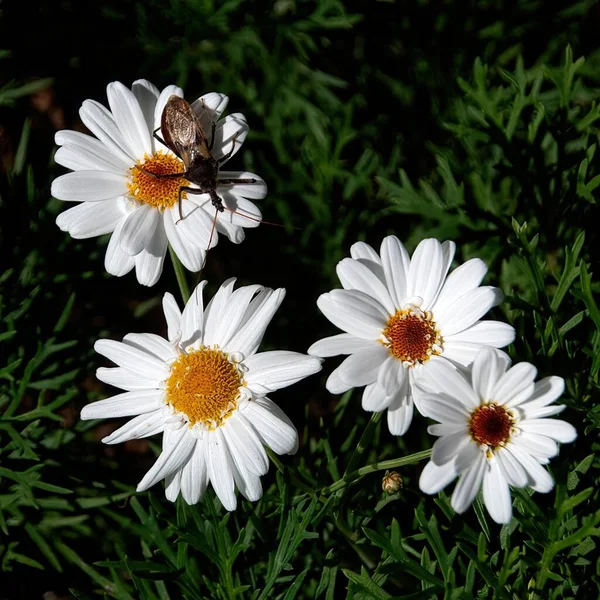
[{"left": 161, "top": 96, "right": 212, "bottom": 168}]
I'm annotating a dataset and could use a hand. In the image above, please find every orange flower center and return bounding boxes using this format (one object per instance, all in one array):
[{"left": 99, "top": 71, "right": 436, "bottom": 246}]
[
  {"left": 469, "top": 403, "right": 514, "bottom": 450},
  {"left": 382, "top": 309, "right": 442, "bottom": 366},
  {"left": 128, "top": 151, "right": 188, "bottom": 210},
  {"left": 165, "top": 347, "right": 243, "bottom": 428}
]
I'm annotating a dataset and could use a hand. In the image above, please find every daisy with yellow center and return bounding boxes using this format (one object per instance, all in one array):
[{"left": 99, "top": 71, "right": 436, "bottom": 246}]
[
  {"left": 51, "top": 80, "right": 266, "bottom": 286},
  {"left": 308, "top": 236, "right": 515, "bottom": 436},
  {"left": 81, "top": 280, "right": 322, "bottom": 510},
  {"left": 417, "top": 348, "right": 577, "bottom": 524}
]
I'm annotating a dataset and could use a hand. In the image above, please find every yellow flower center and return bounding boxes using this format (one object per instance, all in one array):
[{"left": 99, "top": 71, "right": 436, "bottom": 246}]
[
  {"left": 469, "top": 403, "right": 514, "bottom": 452},
  {"left": 165, "top": 347, "right": 243, "bottom": 428},
  {"left": 381, "top": 308, "right": 442, "bottom": 366},
  {"left": 128, "top": 151, "right": 188, "bottom": 210}
]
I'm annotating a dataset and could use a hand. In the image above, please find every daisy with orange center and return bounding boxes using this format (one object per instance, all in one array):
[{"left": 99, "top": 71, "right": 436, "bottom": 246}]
[
  {"left": 51, "top": 80, "right": 266, "bottom": 286},
  {"left": 81, "top": 279, "right": 322, "bottom": 510},
  {"left": 309, "top": 236, "right": 515, "bottom": 436},
  {"left": 417, "top": 348, "right": 577, "bottom": 524}
]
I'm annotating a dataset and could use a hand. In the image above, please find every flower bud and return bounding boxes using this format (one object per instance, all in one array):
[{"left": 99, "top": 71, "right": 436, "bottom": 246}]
[{"left": 382, "top": 470, "right": 403, "bottom": 494}]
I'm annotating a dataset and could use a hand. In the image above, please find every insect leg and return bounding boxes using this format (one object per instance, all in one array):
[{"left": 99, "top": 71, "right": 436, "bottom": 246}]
[
  {"left": 218, "top": 132, "right": 241, "bottom": 166},
  {"left": 152, "top": 126, "right": 169, "bottom": 148},
  {"left": 134, "top": 165, "right": 184, "bottom": 180},
  {"left": 175, "top": 186, "right": 207, "bottom": 224},
  {"left": 208, "top": 120, "right": 217, "bottom": 152},
  {"left": 218, "top": 178, "right": 258, "bottom": 185}
]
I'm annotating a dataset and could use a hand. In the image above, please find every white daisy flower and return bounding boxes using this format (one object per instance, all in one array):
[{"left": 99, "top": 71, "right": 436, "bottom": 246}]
[
  {"left": 81, "top": 279, "right": 322, "bottom": 509},
  {"left": 51, "top": 80, "right": 266, "bottom": 286},
  {"left": 308, "top": 236, "right": 515, "bottom": 436},
  {"left": 418, "top": 348, "right": 577, "bottom": 524}
]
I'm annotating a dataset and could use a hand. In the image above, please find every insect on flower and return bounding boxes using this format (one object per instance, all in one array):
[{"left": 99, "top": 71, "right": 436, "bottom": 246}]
[{"left": 138, "top": 95, "right": 259, "bottom": 246}]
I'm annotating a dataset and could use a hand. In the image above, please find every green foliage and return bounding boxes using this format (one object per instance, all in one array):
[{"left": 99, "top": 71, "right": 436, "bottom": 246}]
[{"left": 1, "top": 1, "right": 599, "bottom": 598}]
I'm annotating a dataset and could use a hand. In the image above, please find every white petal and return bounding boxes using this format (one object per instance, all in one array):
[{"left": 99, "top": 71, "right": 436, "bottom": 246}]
[
  {"left": 440, "top": 341, "right": 483, "bottom": 368},
  {"left": 377, "top": 356, "right": 403, "bottom": 395},
  {"left": 162, "top": 292, "right": 182, "bottom": 343},
  {"left": 102, "top": 410, "right": 164, "bottom": 444},
  {"left": 55, "top": 130, "right": 130, "bottom": 171},
  {"left": 192, "top": 92, "right": 229, "bottom": 133},
  {"left": 380, "top": 235, "right": 410, "bottom": 308},
  {"left": 325, "top": 369, "right": 352, "bottom": 395},
  {"left": 56, "top": 197, "right": 124, "bottom": 239},
  {"left": 428, "top": 423, "right": 465, "bottom": 436},
  {"left": 137, "top": 427, "right": 196, "bottom": 492},
  {"left": 350, "top": 241, "right": 380, "bottom": 263},
  {"left": 433, "top": 259, "right": 487, "bottom": 315},
  {"left": 245, "top": 351, "right": 322, "bottom": 395},
  {"left": 215, "top": 218, "right": 245, "bottom": 244},
  {"left": 386, "top": 388, "right": 414, "bottom": 436},
  {"left": 505, "top": 445, "right": 554, "bottom": 493},
  {"left": 361, "top": 382, "right": 394, "bottom": 412},
  {"left": 123, "top": 333, "right": 178, "bottom": 363},
  {"left": 512, "top": 433, "right": 558, "bottom": 459},
  {"left": 54, "top": 144, "right": 126, "bottom": 174},
  {"left": 207, "top": 429, "right": 237, "bottom": 511},
  {"left": 436, "top": 287, "right": 504, "bottom": 336},
  {"left": 520, "top": 377, "right": 565, "bottom": 414},
  {"left": 220, "top": 195, "right": 262, "bottom": 228},
  {"left": 444, "top": 321, "right": 515, "bottom": 348},
  {"left": 180, "top": 280, "right": 208, "bottom": 346},
  {"left": 243, "top": 398, "right": 298, "bottom": 455},
  {"left": 120, "top": 204, "right": 160, "bottom": 256},
  {"left": 455, "top": 440, "right": 483, "bottom": 473},
  {"left": 107, "top": 82, "right": 152, "bottom": 158},
  {"left": 482, "top": 460, "right": 512, "bottom": 524},
  {"left": 227, "top": 288, "right": 286, "bottom": 357},
  {"left": 218, "top": 171, "right": 267, "bottom": 200},
  {"left": 316, "top": 290, "right": 388, "bottom": 340},
  {"left": 417, "top": 359, "right": 479, "bottom": 409},
  {"left": 519, "top": 419, "right": 576, "bottom": 443},
  {"left": 165, "top": 470, "right": 182, "bottom": 502},
  {"left": 175, "top": 201, "right": 219, "bottom": 251},
  {"left": 79, "top": 99, "right": 135, "bottom": 164},
  {"left": 254, "top": 397, "right": 299, "bottom": 454},
  {"left": 181, "top": 441, "right": 209, "bottom": 505},
  {"left": 407, "top": 239, "right": 448, "bottom": 310},
  {"left": 451, "top": 452, "right": 486, "bottom": 514},
  {"left": 203, "top": 278, "right": 237, "bottom": 346},
  {"left": 164, "top": 206, "right": 207, "bottom": 272},
  {"left": 308, "top": 333, "right": 378, "bottom": 357},
  {"left": 212, "top": 113, "right": 248, "bottom": 163},
  {"left": 134, "top": 217, "right": 168, "bottom": 286},
  {"left": 418, "top": 392, "right": 470, "bottom": 423},
  {"left": 80, "top": 389, "right": 163, "bottom": 420},
  {"left": 95, "top": 338, "right": 169, "bottom": 379},
  {"left": 419, "top": 460, "right": 457, "bottom": 494},
  {"left": 215, "top": 284, "right": 264, "bottom": 349},
  {"left": 230, "top": 458, "right": 262, "bottom": 502},
  {"left": 105, "top": 221, "right": 135, "bottom": 277},
  {"left": 51, "top": 171, "right": 127, "bottom": 202},
  {"left": 223, "top": 413, "right": 269, "bottom": 476},
  {"left": 329, "top": 346, "right": 388, "bottom": 389},
  {"left": 432, "top": 431, "right": 470, "bottom": 465},
  {"left": 131, "top": 80, "right": 160, "bottom": 134},
  {"left": 336, "top": 258, "right": 395, "bottom": 314},
  {"left": 496, "top": 447, "right": 529, "bottom": 487},
  {"left": 96, "top": 366, "right": 160, "bottom": 391},
  {"left": 471, "top": 348, "right": 511, "bottom": 403},
  {"left": 493, "top": 362, "right": 537, "bottom": 407}
]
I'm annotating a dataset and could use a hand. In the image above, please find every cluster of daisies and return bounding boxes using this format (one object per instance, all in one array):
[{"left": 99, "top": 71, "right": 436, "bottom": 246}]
[{"left": 53, "top": 80, "right": 576, "bottom": 524}]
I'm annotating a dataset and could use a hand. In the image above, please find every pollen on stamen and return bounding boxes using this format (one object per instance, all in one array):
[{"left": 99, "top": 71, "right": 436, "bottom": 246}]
[
  {"left": 381, "top": 309, "right": 442, "bottom": 366},
  {"left": 128, "top": 151, "right": 188, "bottom": 210},
  {"left": 469, "top": 403, "right": 514, "bottom": 451},
  {"left": 165, "top": 347, "right": 244, "bottom": 429}
]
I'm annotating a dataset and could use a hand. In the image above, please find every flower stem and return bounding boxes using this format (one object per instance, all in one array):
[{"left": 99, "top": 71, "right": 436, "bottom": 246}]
[
  {"left": 322, "top": 449, "right": 432, "bottom": 495},
  {"left": 168, "top": 244, "right": 191, "bottom": 304},
  {"left": 342, "top": 411, "right": 384, "bottom": 479}
]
